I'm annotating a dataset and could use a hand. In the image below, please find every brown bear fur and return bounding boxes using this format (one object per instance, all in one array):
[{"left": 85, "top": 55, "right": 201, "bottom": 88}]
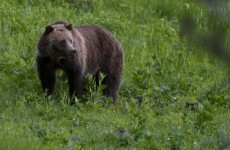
[{"left": 36, "top": 21, "right": 123, "bottom": 103}]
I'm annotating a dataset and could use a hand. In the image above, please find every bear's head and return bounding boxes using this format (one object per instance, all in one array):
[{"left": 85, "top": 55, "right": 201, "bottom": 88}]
[{"left": 40, "top": 23, "right": 77, "bottom": 65}]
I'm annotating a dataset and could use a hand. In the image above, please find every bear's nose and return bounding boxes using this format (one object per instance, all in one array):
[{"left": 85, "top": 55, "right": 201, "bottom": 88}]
[{"left": 71, "top": 49, "right": 77, "bottom": 54}]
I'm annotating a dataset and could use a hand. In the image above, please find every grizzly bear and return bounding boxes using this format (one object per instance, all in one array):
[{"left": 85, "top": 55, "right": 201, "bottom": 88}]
[{"left": 36, "top": 21, "right": 123, "bottom": 103}]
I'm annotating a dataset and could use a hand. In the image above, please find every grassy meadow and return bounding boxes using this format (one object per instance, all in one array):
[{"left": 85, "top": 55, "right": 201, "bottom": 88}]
[{"left": 0, "top": 0, "right": 229, "bottom": 149}]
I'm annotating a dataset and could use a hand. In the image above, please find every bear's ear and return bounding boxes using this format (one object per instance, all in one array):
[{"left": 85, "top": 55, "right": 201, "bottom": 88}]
[
  {"left": 45, "top": 25, "right": 54, "bottom": 34},
  {"left": 65, "top": 24, "right": 73, "bottom": 30}
]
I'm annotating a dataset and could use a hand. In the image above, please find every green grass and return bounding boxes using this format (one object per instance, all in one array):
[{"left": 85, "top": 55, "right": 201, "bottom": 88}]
[{"left": 0, "top": 0, "right": 229, "bottom": 149}]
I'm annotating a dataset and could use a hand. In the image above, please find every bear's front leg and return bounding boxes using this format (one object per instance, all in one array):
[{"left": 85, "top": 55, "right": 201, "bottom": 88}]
[
  {"left": 37, "top": 57, "right": 56, "bottom": 95},
  {"left": 67, "top": 70, "right": 84, "bottom": 103}
]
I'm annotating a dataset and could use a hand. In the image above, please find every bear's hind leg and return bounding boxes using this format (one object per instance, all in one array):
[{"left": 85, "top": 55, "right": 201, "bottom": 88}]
[{"left": 102, "top": 72, "right": 121, "bottom": 101}]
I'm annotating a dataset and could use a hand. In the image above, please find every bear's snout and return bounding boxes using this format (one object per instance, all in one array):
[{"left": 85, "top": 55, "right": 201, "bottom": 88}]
[{"left": 71, "top": 49, "right": 77, "bottom": 54}]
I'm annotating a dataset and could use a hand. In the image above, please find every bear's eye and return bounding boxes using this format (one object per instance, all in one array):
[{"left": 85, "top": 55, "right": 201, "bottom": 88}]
[
  {"left": 60, "top": 40, "right": 66, "bottom": 47},
  {"left": 69, "top": 39, "right": 73, "bottom": 44}
]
